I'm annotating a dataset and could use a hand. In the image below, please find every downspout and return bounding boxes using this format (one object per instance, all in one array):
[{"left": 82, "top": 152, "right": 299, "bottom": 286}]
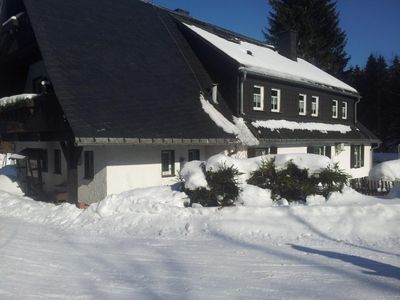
[
  {"left": 354, "top": 95, "right": 361, "bottom": 124},
  {"left": 239, "top": 67, "right": 247, "bottom": 115}
]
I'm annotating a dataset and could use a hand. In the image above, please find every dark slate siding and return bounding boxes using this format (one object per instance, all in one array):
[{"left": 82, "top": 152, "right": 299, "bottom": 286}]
[
  {"left": 21, "top": 0, "right": 236, "bottom": 140},
  {"left": 176, "top": 21, "right": 240, "bottom": 115},
  {"left": 243, "top": 75, "right": 356, "bottom": 125}
]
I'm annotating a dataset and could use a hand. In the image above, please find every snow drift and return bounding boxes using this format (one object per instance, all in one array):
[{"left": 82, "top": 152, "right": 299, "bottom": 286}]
[{"left": 369, "top": 159, "right": 400, "bottom": 181}]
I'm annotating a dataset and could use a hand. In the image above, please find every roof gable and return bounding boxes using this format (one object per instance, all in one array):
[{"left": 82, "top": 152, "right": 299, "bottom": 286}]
[{"left": 22, "top": 0, "right": 237, "bottom": 141}]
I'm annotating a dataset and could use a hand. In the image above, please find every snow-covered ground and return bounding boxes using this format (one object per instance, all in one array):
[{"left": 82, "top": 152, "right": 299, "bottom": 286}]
[{"left": 0, "top": 183, "right": 399, "bottom": 299}]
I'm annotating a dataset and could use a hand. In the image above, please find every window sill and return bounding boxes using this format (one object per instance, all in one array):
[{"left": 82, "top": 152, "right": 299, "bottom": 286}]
[
  {"left": 252, "top": 108, "right": 264, "bottom": 111},
  {"left": 162, "top": 174, "right": 175, "bottom": 178}
]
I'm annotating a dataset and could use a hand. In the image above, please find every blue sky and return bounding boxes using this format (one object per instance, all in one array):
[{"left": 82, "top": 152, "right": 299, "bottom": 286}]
[{"left": 152, "top": 0, "right": 400, "bottom": 68}]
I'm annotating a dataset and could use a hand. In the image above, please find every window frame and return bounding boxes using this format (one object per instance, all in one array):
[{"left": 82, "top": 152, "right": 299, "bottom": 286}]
[
  {"left": 84, "top": 151, "right": 94, "bottom": 180},
  {"left": 342, "top": 101, "right": 348, "bottom": 119},
  {"left": 307, "top": 145, "right": 331, "bottom": 158},
  {"left": 351, "top": 145, "right": 364, "bottom": 169},
  {"left": 270, "top": 88, "right": 281, "bottom": 113},
  {"left": 41, "top": 149, "right": 48, "bottom": 173},
  {"left": 311, "top": 96, "right": 319, "bottom": 117},
  {"left": 247, "top": 147, "right": 278, "bottom": 158},
  {"left": 332, "top": 100, "right": 338, "bottom": 119},
  {"left": 161, "top": 150, "right": 175, "bottom": 177},
  {"left": 188, "top": 149, "right": 200, "bottom": 162},
  {"left": 252, "top": 85, "right": 264, "bottom": 111},
  {"left": 298, "top": 94, "right": 307, "bottom": 116},
  {"left": 53, "top": 149, "right": 61, "bottom": 175}
]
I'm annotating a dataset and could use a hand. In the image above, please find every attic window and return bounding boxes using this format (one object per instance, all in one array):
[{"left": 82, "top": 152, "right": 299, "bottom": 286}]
[{"left": 247, "top": 50, "right": 253, "bottom": 56}]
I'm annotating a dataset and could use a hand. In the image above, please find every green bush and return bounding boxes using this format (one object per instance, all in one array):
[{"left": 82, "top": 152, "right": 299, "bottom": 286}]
[
  {"left": 247, "top": 159, "right": 349, "bottom": 202},
  {"left": 312, "top": 163, "right": 350, "bottom": 197},
  {"left": 185, "top": 163, "right": 241, "bottom": 207}
]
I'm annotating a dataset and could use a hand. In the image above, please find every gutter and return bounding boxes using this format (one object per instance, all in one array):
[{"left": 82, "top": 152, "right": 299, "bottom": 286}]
[{"left": 240, "top": 67, "right": 358, "bottom": 98}]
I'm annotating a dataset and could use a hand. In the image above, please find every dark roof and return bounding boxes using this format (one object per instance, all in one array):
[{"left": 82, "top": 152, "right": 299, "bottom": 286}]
[
  {"left": 249, "top": 124, "right": 380, "bottom": 145},
  {"left": 22, "top": 0, "right": 237, "bottom": 141}
]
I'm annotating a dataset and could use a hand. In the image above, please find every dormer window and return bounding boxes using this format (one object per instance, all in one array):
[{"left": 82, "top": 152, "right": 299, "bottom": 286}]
[
  {"left": 253, "top": 85, "right": 264, "bottom": 111},
  {"left": 298, "top": 94, "right": 306, "bottom": 115},
  {"left": 311, "top": 96, "right": 319, "bottom": 117},
  {"left": 33, "top": 77, "right": 52, "bottom": 94},
  {"left": 332, "top": 100, "right": 338, "bottom": 118},
  {"left": 342, "top": 101, "right": 348, "bottom": 119},
  {"left": 270, "top": 88, "right": 280, "bottom": 112}
]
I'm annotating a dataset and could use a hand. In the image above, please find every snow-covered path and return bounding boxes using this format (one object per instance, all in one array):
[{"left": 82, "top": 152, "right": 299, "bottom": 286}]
[{"left": 1, "top": 215, "right": 399, "bottom": 300}]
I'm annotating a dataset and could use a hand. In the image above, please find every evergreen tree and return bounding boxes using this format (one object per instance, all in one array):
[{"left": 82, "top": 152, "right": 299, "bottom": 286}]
[
  {"left": 264, "top": 0, "right": 350, "bottom": 77},
  {"left": 387, "top": 56, "right": 400, "bottom": 147}
]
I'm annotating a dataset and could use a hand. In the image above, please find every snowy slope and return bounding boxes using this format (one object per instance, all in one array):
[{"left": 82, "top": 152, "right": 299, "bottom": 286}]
[{"left": 0, "top": 187, "right": 399, "bottom": 299}]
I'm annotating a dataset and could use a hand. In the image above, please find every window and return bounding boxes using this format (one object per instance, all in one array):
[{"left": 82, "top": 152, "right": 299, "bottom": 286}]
[
  {"left": 247, "top": 147, "right": 277, "bottom": 158},
  {"left": 84, "top": 151, "right": 94, "bottom": 179},
  {"left": 311, "top": 96, "right": 319, "bottom": 117},
  {"left": 54, "top": 149, "right": 61, "bottom": 174},
  {"left": 298, "top": 94, "right": 306, "bottom": 115},
  {"left": 307, "top": 146, "right": 331, "bottom": 158},
  {"left": 252, "top": 85, "right": 264, "bottom": 111},
  {"left": 351, "top": 145, "right": 364, "bottom": 168},
  {"left": 332, "top": 100, "right": 338, "bottom": 118},
  {"left": 161, "top": 150, "right": 175, "bottom": 177},
  {"left": 41, "top": 150, "right": 48, "bottom": 173},
  {"left": 33, "top": 77, "right": 53, "bottom": 94},
  {"left": 342, "top": 101, "right": 348, "bottom": 119},
  {"left": 270, "top": 88, "right": 280, "bottom": 112},
  {"left": 188, "top": 149, "right": 200, "bottom": 161}
]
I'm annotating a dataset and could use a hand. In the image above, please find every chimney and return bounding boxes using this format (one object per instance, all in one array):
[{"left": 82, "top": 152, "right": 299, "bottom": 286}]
[
  {"left": 174, "top": 8, "right": 190, "bottom": 16},
  {"left": 277, "top": 30, "right": 297, "bottom": 61}
]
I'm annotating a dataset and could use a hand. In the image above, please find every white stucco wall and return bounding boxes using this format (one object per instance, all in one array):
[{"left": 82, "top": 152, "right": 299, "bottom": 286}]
[
  {"left": 78, "top": 144, "right": 228, "bottom": 204},
  {"left": 277, "top": 146, "right": 308, "bottom": 155},
  {"left": 14, "top": 141, "right": 67, "bottom": 193},
  {"left": 332, "top": 144, "right": 372, "bottom": 179}
]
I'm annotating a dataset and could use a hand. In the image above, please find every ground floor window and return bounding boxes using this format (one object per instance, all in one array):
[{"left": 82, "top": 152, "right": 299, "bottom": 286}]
[
  {"left": 351, "top": 145, "right": 364, "bottom": 168},
  {"left": 161, "top": 150, "right": 175, "bottom": 177},
  {"left": 247, "top": 147, "right": 277, "bottom": 158},
  {"left": 307, "top": 146, "right": 331, "bottom": 158},
  {"left": 54, "top": 149, "right": 61, "bottom": 174},
  {"left": 188, "top": 149, "right": 200, "bottom": 161},
  {"left": 41, "top": 149, "right": 48, "bottom": 172},
  {"left": 84, "top": 151, "right": 94, "bottom": 179}
]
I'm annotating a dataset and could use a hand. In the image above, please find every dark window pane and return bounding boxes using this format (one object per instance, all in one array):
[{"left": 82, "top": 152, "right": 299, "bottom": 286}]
[
  {"left": 54, "top": 149, "right": 61, "bottom": 174},
  {"left": 188, "top": 149, "right": 200, "bottom": 161},
  {"left": 84, "top": 151, "right": 94, "bottom": 179}
]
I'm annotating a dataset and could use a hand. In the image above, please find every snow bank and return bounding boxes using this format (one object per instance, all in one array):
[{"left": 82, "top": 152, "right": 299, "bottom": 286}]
[
  {"left": 205, "top": 153, "right": 331, "bottom": 177},
  {"left": 252, "top": 119, "right": 352, "bottom": 134},
  {"left": 180, "top": 160, "right": 208, "bottom": 190},
  {"left": 0, "top": 185, "right": 399, "bottom": 246},
  {"left": 0, "top": 175, "right": 24, "bottom": 196},
  {"left": 369, "top": 159, "right": 400, "bottom": 181},
  {"left": 0, "top": 93, "right": 38, "bottom": 107},
  {"left": 239, "top": 184, "right": 273, "bottom": 207},
  {"left": 200, "top": 95, "right": 259, "bottom": 146}
]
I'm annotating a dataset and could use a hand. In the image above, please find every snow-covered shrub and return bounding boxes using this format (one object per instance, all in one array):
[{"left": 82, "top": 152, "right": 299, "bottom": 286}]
[
  {"left": 185, "top": 163, "right": 241, "bottom": 207},
  {"left": 246, "top": 158, "right": 277, "bottom": 190},
  {"left": 314, "top": 163, "right": 349, "bottom": 197},
  {"left": 247, "top": 159, "right": 349, "bottom": 202}
]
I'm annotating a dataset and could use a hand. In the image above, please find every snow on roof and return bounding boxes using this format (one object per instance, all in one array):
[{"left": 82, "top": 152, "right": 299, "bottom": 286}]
[
  {"left": 252, "top": 119, "right": 352, "bottom": 134},
  {"left": 0, "top": 94, "right": 39, "bottom": 107},
  {"left": 200, "top": 95, "right": 259, "bottom": 146},
  {"left": 184, "top": 23, "right": 357, "bottom": 94}
]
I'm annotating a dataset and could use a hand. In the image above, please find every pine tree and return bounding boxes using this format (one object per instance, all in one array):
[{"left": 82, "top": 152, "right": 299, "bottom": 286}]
[
  {"left": 264, "top": 0, "right": 350, "bottom": 78},
  {"left": 387, "top": 56, "right": 400, "bottom": 147}
]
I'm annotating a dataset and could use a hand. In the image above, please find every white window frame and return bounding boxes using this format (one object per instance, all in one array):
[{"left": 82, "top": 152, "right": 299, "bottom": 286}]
[
  {"left": 311, "top": 96, "right": 319, "bottom": 117},
  {"left": 342, "top": 101, "right": 348, "bottom": 119},
  {"left": 252, "top": 85, "right": 264, "bottom": 111},
  {"left": 332, "top": 100, "right": 338, "bottom": 118},
  {"left": 270, "top": 88, "right": 281, "bottom": 112},
  {"left": 298, "top": 94, "right": 306, "bottom": 116}
]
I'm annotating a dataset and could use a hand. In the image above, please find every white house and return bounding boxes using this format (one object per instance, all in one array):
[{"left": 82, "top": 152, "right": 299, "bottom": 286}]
[{"left": 0, "top": 0, "right": 379, "bottom": 205}]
